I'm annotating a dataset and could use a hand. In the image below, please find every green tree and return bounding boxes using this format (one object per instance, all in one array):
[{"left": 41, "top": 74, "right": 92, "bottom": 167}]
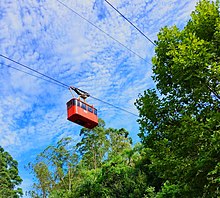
[
  {"left": 75, "top": 123, "right": 147, "bottom": 198},
  {"left": 76, "top": 119, "right": 109, "bottom": 170},
  {"left": 29, "top": 120, "right": 147, "bottom": 197},
  {"left": 0, "top": 146, "right": 23, "bottom": 198},
  {"left": 31, "top": 161, "right": 52, "bottom": 198},
  {"left": 135, "top": 0, "right": 220, "bottom": 197},
  {"left": 75, "top": 144, "right": 156, "bottom": 198},
  {"left": 28, "top": 137, "right": 79, "bottom": 197},
  {"left": 106, "top": 128, "right": 132, "bottom": 159}
]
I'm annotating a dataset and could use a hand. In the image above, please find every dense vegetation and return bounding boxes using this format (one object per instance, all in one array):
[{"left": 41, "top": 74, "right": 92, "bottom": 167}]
[
  {"left": 28, "top": 1, "right": 220, "bottom": 197},
  {"left": 0, "top": 146, "right": 23, "bottom": 198},
  {"left": 1, "top": 0, "right": 219, "bottom": 197},
  {"left": 28, "top": 120, "right": 141, "bottom": 197},
  {"left": 135, "top": 0, "right": 220, "bottom": 196}
]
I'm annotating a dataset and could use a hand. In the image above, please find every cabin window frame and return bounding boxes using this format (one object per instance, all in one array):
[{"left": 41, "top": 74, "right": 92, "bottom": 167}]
[
  {"left": 81, "top": 103, "right": 87, "bottom": 110},
  {"left": 67, "top": 100, "right": 73, "bottom": 109},
  {"left": 88, "top": 106, "right": 93, "bottom": 113},
  {"left": 72, "top": 99, "right": 77, "bottom": 106}
]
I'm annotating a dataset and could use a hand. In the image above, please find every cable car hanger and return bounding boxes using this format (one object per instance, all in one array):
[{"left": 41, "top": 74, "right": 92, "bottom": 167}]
[{"left": 69, "top": 86, "right": 90, "bottom": 101}]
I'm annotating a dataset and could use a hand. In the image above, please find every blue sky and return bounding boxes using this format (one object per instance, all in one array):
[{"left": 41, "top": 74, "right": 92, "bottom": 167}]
[{"left": 0, "top": 0, "right": 199, "bottom": 195}]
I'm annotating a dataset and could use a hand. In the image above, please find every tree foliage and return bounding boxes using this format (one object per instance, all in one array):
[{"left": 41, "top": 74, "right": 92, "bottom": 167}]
[
  {"left": 135, "top": 0, "right": 220, "bottom": 197},
  {"left": 76, "top": 119, "right": 109, "bottom": 170},
  {"left": 28, "top": 137, "right": 79, "bottom": 197},
  {"left": 29, "top": 119, "right": 136, "bottom": 197},
  {"left": 0, "top": 146, "right": 23, "bottom": 198}
]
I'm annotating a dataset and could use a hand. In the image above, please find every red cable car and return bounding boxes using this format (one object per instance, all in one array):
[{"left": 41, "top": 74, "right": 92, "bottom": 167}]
[{"left": 66, "top": 87, "right": 98, "bottom": 129}]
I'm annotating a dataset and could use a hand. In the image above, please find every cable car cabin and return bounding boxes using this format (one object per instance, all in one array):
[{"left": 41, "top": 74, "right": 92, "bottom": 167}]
[{"left": 67, "top": 98, "right": 98, "bottom": 129}]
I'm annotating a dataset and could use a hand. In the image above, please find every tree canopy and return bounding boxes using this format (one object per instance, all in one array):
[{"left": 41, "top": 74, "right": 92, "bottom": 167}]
[
  {"left": 28, "top": 119, "right": 140, "bottom": 197},
  {"left": 0, "top": 146, "right": 23, "bottom": 198},
  {"left": 135, "top": 0, "right": 220, "bottom": 197}
]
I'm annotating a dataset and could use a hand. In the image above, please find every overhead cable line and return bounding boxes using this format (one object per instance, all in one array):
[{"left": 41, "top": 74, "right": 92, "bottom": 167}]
[
  {"left": 104, "top": 0, "right": 156, "bottom": 46},
  {"left": 0, "top": 62, "right": 65, "bottom": 88},
  {"left": 56, "top": 0, "right": 151, "bottom": 65},
  {"left": 90, "top": 96, "right": 138, "bottom": 117},
  {"left": 0, "top": 54, "right": 69, "bottom": 89},
  {"left": 0, "top": 54, "right": 139, "bottom": 117}
]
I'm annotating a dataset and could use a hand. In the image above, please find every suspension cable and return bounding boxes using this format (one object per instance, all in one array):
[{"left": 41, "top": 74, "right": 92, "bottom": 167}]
[{"left": 0, "top": 54, "right": 139, "bottom": 117}]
